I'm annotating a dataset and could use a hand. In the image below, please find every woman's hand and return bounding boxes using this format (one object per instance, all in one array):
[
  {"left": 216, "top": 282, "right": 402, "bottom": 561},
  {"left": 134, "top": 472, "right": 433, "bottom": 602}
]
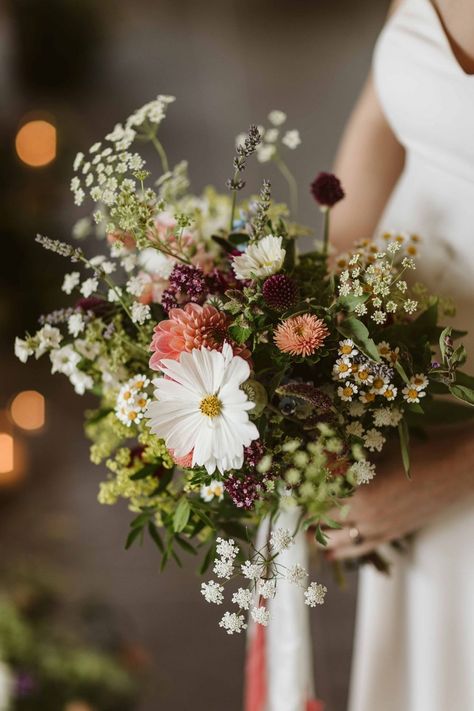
[{"left": 323, "top": 425, "right": 474, "bottom": 560}]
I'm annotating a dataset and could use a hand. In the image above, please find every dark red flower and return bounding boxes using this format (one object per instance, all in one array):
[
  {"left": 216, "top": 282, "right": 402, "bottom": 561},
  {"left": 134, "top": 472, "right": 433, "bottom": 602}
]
[
  {"left": 262, "top": 274, "right": 298, "bottom": 311},
  {"left": 310, "top": 172, "right": 345, "bottom": 207}
]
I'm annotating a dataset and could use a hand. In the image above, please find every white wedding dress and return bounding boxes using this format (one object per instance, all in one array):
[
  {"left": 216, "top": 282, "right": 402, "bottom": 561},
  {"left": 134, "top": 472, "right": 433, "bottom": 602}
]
[{"left": 349, "top": 1, "right": 474, "bottom": 710}]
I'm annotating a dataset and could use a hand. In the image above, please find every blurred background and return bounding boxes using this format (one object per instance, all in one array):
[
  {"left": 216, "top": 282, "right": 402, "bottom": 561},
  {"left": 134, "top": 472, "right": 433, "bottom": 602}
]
[{"left": 0, "top": 1, "right": 389, "bottom": 709}]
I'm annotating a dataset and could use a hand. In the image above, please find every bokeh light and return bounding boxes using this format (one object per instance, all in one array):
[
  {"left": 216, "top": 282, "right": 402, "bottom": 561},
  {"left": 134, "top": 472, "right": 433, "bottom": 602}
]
[
  {"left": 0, "top": 434, "right": 14, "bottom": 474},
  {"left": 10, "top": 390, "right": 45, "bottom": 431},
  {"left": 15, "top": 119, "right": 57, "bottom": 167}
]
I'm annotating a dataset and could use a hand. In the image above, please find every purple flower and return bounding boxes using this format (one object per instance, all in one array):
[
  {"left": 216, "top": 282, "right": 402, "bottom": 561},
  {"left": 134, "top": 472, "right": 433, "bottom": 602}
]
[
  {"left": 310, "top": 172, "right": 345, "bottom": 207},
  {"left": 225, "top": 472, "right": 259, "bottom": 509},
  {"left": 168, "top": 264, "right": 208, "bottom": 302},
  {"left": 262, "top": 274, "right": 298, "bottom": 311}
]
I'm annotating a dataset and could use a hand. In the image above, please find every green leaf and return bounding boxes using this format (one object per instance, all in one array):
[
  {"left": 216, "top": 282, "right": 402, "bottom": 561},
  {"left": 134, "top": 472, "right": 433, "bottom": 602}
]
[
  {"left": 130, "top": 463, "right": 160, "bottom": 481},
  {"left": 199, "top": 543, "right": 216, "bottom": 575},
  {"left": 337, "top": 317, "right": 380, "bottom": 362},
  {"left": 335, "top": 294, "right": 369, "bottom": 313},
  {"left": 439, "top": 326, "right": 451, "bottom": 363},
  {"left": 455, "top": 371, "right": 474, "bottom": 389},
  {"left": 148, "top": 523, "right": 164, "bottom": 552},
  {"left": 450, "top": 384, "right": 474, "bottom": 406},
  {"left": 173, "top": 498, "right": 191, "bottom": 533},
  {"left": 398, "top": 419, "right": 411, "bottom": 479},
  {"left": 321, "top": 517, "right": 343, "bottom": 530},
  {"left": 125, "top": 526, "right": 143, "bottom": 550},
  {"left": 314, "top": 524, "right": 328, "bottom": 546},
  {"left": 175, "top": 535, "right": 198, "bottom": 556},
  {"left": 228, "top": 323, "right": 252, "bottom": 344},
  {"left": 130, "top": 511, "right": 151, "bottom": 529},
  {"left": 395, "top": 360, "right": 410, "bottom": 384}
]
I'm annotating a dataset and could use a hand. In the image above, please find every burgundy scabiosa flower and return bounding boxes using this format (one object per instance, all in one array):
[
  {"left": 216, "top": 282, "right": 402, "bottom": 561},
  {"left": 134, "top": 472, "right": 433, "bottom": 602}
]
[
  {"left": 310, "top": 172, "right": 345, "bottom": 207},
  {"left": 262, "top": 274, "right": 298, "bottom": 311}
]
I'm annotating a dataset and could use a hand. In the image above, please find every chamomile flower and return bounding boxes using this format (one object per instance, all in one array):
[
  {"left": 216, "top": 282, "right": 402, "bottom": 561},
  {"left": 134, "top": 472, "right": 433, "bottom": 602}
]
[
  {"left": 410, "top": 373, "right": 429, "bottom": 391},
  {"left": 402, "top": 385, "right": 426, "bottom": 403},
  {"left": 338, "top": 339, "right": 358, "bottom": 358},
  {"left": 377, "top": 341, "right": 392, "bottom": 359},
  {"left": 333, "top": 357, "right": 352, "bottom": 380},
  {"left": 359, "top": 390, "right": 376, "bottom": 405},
  {"left": 354, "top": 366, "right": 373, "bottom": 386},
  {"left": 370, "top": 375, "right": 389, "bottom": 395},
  {"left": 383, "top": 385, "right": 398, "bottom": 401},
  {"left": 337, "top": 381, "right": 358, "bottom": 402},
  {"left": 201, "top": 480, "right": 225, "bottom": 502}
]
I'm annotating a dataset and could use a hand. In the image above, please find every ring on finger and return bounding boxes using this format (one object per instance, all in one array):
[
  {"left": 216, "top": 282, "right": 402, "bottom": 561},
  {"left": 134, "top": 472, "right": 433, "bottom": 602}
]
[{"left": 348, "top": 526, "right": 365, "bottom": 545}]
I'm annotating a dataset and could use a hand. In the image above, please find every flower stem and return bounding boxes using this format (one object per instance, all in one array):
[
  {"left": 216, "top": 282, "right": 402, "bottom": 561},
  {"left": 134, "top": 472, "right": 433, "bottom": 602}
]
[
  {"left": 273, "top": 153, "right": 298, "bottom": 218},
  {"left": 150, "top": 134, "right": 169, "bottom": 174},
  {"left": 322, "top": 207, "right": 330, "bottom": 257},
  {"left": 229, "top": 168, "right": 240, "bottom": 232}
]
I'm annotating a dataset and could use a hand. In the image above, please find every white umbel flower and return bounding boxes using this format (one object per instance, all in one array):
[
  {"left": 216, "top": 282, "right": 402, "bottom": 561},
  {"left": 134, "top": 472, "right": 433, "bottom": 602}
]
[
  {"left": 232, "top": 235, "right": 285, "bottom": 281},
  {"left": 304, "top": 582, "right": 327, "bottom": 607},
  {"left": 201, "top": 581, "right": 224, "bottom": 605},
  {"left": 146, "top": 343, "right": 259, "bottom": 474},
  {"left": 269, "top": 527, "right": 294, "bottom": 553},
  {"left": 232, "top": 588, "right": 253, "bottom": 610},
  {"left": 219, "top": 611, "right": 247, "bottom": 635},
  {"left": 251, "top": 606, "right": 271, "bottom": 626}
]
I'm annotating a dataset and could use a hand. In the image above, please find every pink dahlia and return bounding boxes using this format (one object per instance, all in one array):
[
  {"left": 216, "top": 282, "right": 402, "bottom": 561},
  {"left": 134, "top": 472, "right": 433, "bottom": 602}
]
[
  {"left": 274, "top": 314, "right": 329, "bottom": 357},
  {"left": 149, "top": 302, "right": 252, "bottom": 369}
]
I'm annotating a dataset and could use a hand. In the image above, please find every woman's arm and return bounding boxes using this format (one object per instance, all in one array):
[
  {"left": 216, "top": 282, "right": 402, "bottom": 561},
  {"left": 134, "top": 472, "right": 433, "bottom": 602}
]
[{"left": 330, "top": 1, "right": 405, "bottom": 251}]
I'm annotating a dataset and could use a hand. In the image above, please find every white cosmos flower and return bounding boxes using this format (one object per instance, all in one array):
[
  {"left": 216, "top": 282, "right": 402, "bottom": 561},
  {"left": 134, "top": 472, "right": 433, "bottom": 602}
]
[
  {"left": 232, "top": 235, "right": 285, "bottom": 281},
  {"left": 145, "top": 343, "right": 259, "bottom": 474}
]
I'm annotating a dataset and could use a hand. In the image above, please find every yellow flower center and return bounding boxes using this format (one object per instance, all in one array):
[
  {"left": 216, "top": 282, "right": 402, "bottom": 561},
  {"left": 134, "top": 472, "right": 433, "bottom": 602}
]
[
  {"left": 373, "top": 377, "right": 384, "bottom": 390},
  {"left": 384, "top": 389, "right": 394, "bottom": 399},
  {"left": 343, "top": 387, "right": 353, "bottom": 397},
  {"left": 358, "top": 370, "right": 369, "bottom": 381},
  {"left": 341, "top": 345, "right": 352, "bottom": 355},
  {"left": 200, "top": 394, "right": 222, "bottom": 418},
  {"left": 407, "top": 388, "right": 418, "bottom": 399}
]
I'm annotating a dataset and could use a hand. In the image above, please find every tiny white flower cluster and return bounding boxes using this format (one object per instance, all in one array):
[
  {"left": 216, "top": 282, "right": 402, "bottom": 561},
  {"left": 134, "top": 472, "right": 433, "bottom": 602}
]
[
  {"left": 202, "top": 535, "right": 327, "bottom": 634},
  {"left": 15, "top": 328, "right": 94, "bottom": 396},
  {"left": 115, "top": 374, "right": 151, "bottom": 426},
  {"left": 236, "top": 109, "right": 301, "bottom": 164},
  {"left": 337, "top": 235, "right": 418, "bottom": 323}
]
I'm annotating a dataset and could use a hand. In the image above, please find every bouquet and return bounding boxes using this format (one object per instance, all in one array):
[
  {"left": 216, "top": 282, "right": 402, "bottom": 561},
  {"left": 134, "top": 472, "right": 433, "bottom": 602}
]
[{"left": 15, "top": 96, "right": 474, "bottom": 640}]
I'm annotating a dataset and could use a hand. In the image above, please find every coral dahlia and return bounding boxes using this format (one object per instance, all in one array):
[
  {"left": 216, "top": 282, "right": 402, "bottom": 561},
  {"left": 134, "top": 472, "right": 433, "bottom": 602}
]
[
  {"left": 149, "top": 302, "right": 251, "bottom": 369},
  {"left": 274, "top": 314, "right": 329, "bottom": 357}
]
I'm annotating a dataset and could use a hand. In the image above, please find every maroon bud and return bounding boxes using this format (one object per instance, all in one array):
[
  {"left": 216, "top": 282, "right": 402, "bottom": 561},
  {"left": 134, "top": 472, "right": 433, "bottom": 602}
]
[{"left": 310, "top": 172, "right": 345, "bottom": 207}]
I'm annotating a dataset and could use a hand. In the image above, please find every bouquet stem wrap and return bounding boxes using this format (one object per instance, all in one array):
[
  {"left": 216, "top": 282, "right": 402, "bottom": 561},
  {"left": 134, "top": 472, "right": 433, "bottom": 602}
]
[{"left": 245, "top": 508, "right": 323, "bottom": 711}]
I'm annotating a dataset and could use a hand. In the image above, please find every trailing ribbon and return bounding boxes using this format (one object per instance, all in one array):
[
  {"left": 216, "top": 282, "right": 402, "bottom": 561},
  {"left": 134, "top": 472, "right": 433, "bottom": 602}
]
[{"left": 244, "top": 508, "right": 324, "bottom": 711}]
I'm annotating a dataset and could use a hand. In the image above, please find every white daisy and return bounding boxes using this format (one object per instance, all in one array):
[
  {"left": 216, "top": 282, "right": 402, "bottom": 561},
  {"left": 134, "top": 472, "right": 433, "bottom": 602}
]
[
  {"left": 232, "top": 235, "right": 285, "bottom": 280},
  {"left": 145, "top": 344, "right": 259, "bottom": 474},
  {"left": 337, "top": 381, "right": 358, "bottom": 402},
  {"left": 410, "top": 373, "right": 429, "bottom": 391},
  {"left": 402, "top": 385, "right": 426, "bottom": 404},
  {"left": 200, "top": 480, "right": 224, "bottom": 502},
  {"left": 338, "top": 339, "right": 358, "bottom": 358}
]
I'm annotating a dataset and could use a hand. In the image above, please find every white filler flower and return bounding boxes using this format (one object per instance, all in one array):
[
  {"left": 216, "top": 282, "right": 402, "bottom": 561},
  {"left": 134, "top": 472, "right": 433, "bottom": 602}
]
[
  {"left": 232, "top": 235, "right": 285, "bottom": 280},
  {"left": 146, "top": 343, "right": 259, "bottom": 474}
]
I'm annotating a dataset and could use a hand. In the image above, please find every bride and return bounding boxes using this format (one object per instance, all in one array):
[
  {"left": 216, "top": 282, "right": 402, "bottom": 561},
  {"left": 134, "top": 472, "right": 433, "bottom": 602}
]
[{"left": 325, "top": 0, "right": 474, "bottom": 709}]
